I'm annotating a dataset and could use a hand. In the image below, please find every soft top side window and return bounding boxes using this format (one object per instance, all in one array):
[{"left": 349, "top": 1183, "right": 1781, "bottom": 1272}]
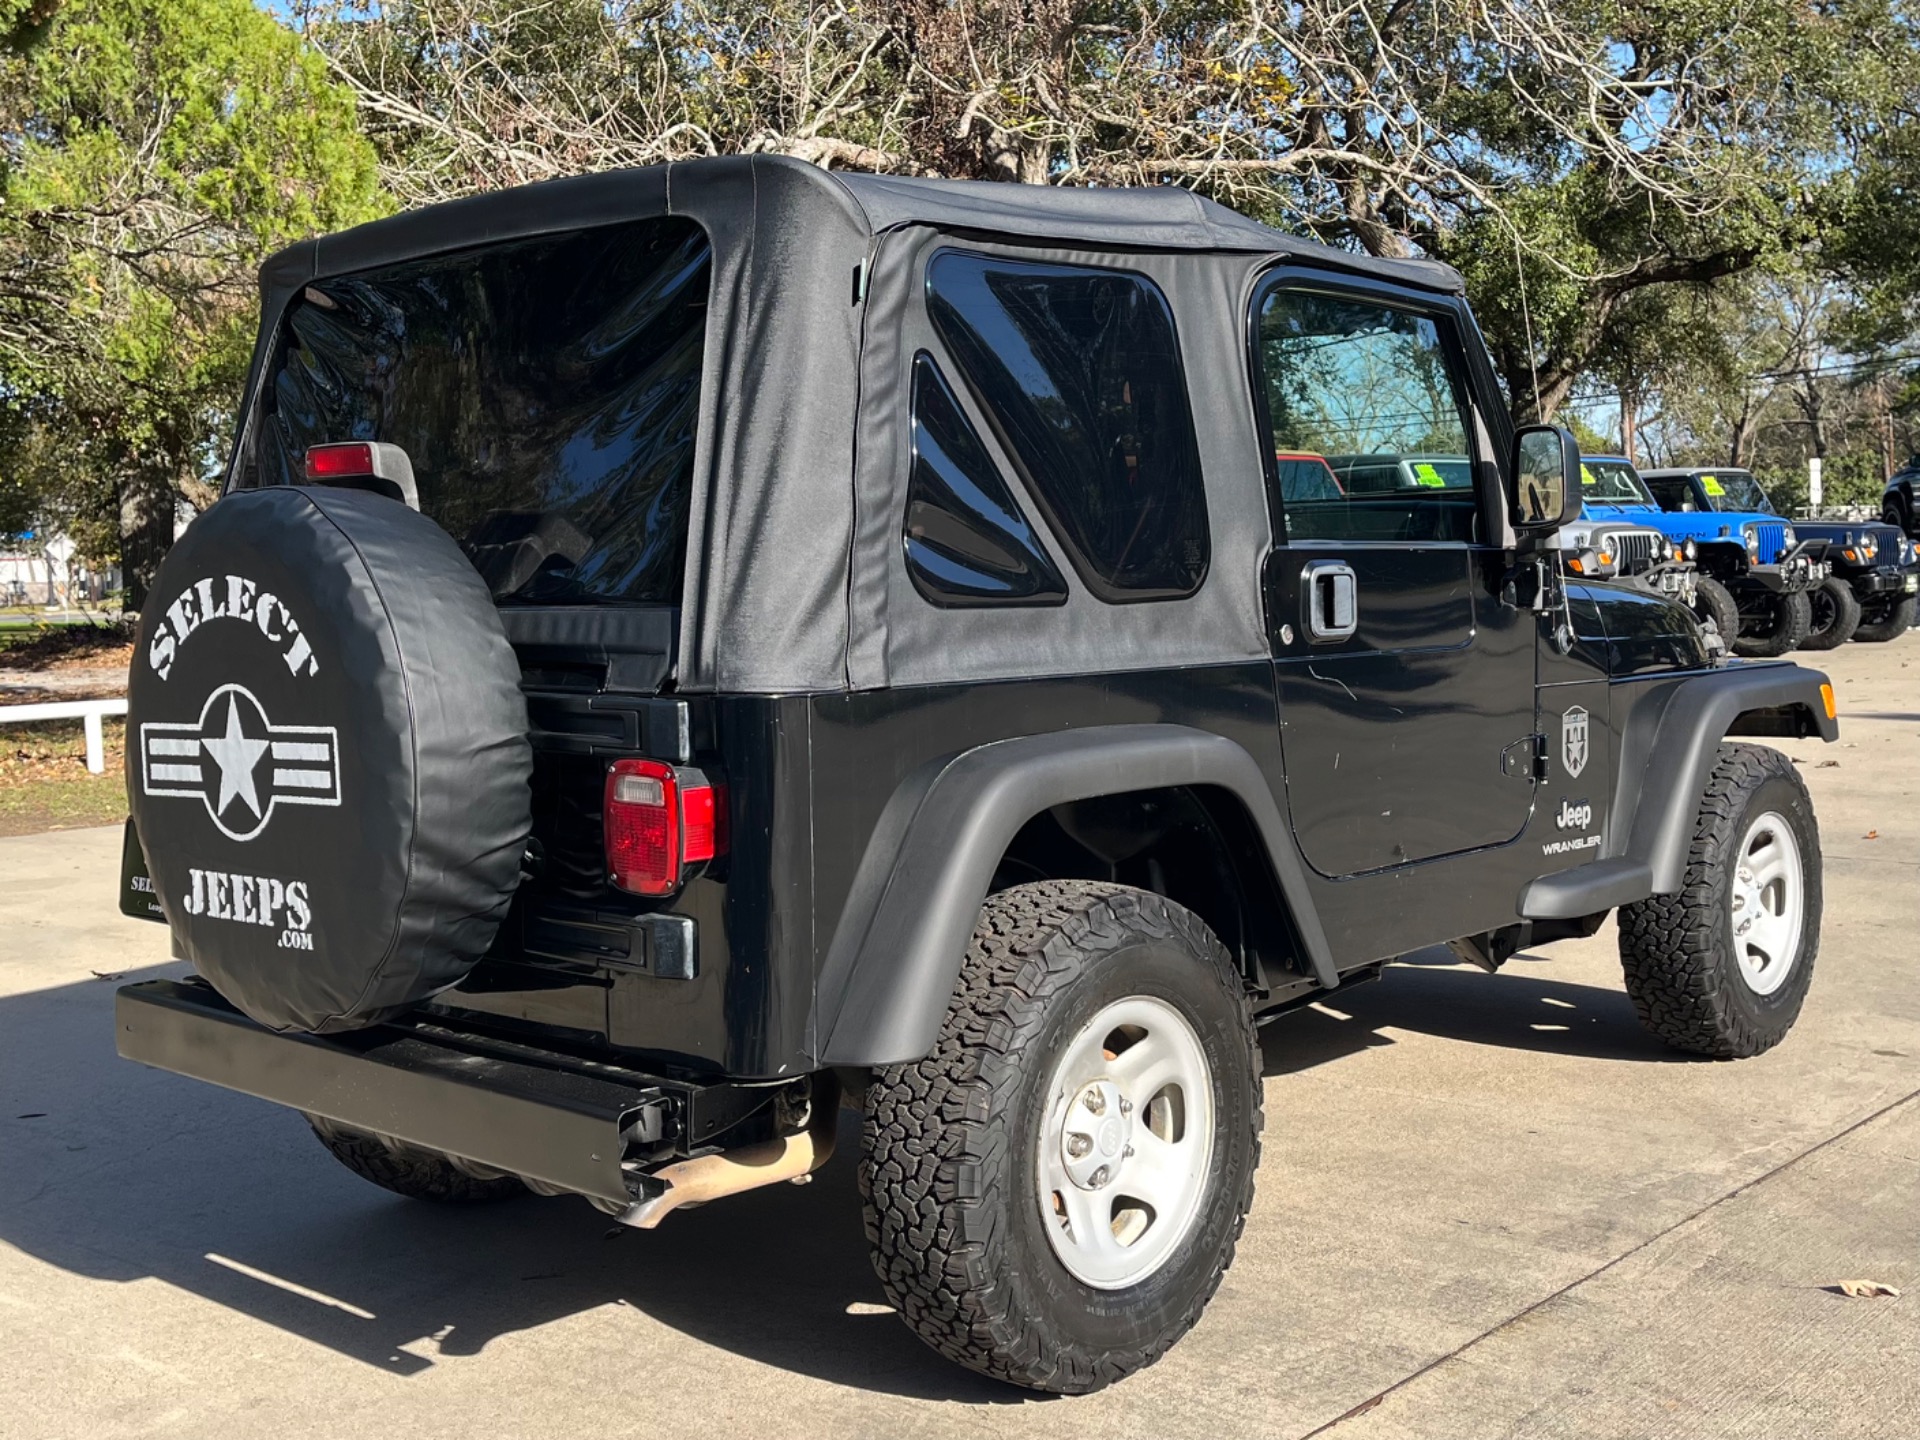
[
  {"left": 925, "top": 250, "right": 1209, "bottom": 602},
  {"left": 1252, "top": 284, "right": 1480, "bottom": 545},
  {"left": 904, "top": 352, "right": 1067, "bottom": 607}
]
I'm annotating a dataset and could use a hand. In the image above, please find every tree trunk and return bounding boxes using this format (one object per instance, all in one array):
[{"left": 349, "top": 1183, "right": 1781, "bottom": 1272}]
[
  {"left": 118, "top": 460, "right": 176, "bottom": 612},
  {"left": 1619, "top": 390, "right": 1638, "bottom": 463}
]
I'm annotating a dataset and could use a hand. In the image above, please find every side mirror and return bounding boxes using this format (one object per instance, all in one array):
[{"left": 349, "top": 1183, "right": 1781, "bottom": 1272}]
[{"left": 1509, "top": 424, "right": 1582, "bottom": 534}]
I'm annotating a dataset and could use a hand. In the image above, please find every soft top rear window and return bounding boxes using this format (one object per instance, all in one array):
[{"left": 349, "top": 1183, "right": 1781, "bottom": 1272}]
[{"left": 244, "top": 217, "right": 711, "bottom": 605}]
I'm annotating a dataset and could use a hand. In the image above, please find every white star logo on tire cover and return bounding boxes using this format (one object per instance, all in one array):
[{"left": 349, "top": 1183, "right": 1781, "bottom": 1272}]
[{"left": 140, "top": 683, "right": 340, "bottom": 841}]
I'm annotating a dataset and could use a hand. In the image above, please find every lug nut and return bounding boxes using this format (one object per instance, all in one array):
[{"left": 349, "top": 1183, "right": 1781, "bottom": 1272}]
[
  {"left": 1089, "top": 1165, "right": 1110, "bottom": 1187},
  {"left": 1123, "top": 1145, "right": 1135, "bottom": 1159},
  {"left": 1082, "top": 1087, "right": 1106, "bottom": 1115},
  {"left": 1066, "top": 1132, "right": 1092, "bottom": 1158},
  {"left": 1118, "top": 1097, "right": 1133, "bottom": 1116}
]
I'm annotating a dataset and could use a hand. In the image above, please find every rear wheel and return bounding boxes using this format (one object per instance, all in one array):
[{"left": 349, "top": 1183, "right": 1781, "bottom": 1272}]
[
  {"left": 1691, "top": 575, "right": 1740, "bottom": 644},
  {"left": 1855, "top": 594, "right": 1917, "bottom": 644},
  {"left": 1800, "top": 576, "right": 1861, "bottom": 650},
  {"left": 1731, "top": 588, "right": 1811, "bottom": 657},
  {"left": 861, "top": 881, "right": 1260, "bottom": 1394},
  {"left": 307, "top": 1116, "right": 526, "bottom": 1203},
  {"left": 1617, "top": 743, "right": 1820, "bottom": 1058}
]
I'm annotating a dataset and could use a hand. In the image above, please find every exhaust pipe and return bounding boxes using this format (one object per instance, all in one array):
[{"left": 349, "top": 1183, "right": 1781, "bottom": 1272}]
[{"left": 615, "top": 1084, "right": 838, "bottom": 1229}]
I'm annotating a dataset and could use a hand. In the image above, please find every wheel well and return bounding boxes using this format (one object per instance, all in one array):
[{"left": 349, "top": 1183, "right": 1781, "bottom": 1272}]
[
  {"left": 1726, "top": 702, "right": 1825, "bottom": 739},
  {"left": 989, "top": 785, "right": 1305, "bottom": 995}
]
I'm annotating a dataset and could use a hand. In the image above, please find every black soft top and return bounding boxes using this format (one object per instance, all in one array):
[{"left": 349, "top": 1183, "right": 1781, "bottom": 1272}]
[{"left": 235, "top": 156, "right": 1470, "bottom": 694}]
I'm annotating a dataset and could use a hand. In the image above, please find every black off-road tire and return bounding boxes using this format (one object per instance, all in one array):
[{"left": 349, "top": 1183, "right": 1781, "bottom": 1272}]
[
  {"left": 1800, "top": 576, "right": 1861, "bottom": 650},
  {"left": 1885, "top": 495, "right": 1913, "bottom": 537},
  {"left": 307, "top": 1116, "right": 526, "bottom": 1203},
  {"left": 861, "top": 881, "right": 1261, "bottom": 1394},
  {"left": 1691, "top": 575, "right": 1740, "bottom": 645},
  {"left": 1617, "top": 743, "right": 1821, "bottom": 1058},
  {"left": 1854, "top": 594, "right": 1917, "bottom": 644},
  {"left": 1731, "top": 588, "right": 1812, "bottom": 657}
]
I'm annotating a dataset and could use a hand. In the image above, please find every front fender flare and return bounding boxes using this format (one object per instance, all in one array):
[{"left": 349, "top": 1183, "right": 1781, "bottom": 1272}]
[
  {"left": 813, "top": 724, "right": 1334, "bottom": 1068},
  {"left": 1609, "top": 663, "right": 1836, "bottom": 895}
]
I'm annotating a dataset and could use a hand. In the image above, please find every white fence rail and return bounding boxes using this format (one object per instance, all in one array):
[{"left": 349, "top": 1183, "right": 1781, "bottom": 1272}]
[{"left": 0, "top": 697, "right": 127, "bottom": 773}]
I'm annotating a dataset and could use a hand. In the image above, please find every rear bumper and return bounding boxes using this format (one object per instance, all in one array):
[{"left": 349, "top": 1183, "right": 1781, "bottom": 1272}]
[{"left": 115, "top": 978, "right": 790, "bottom": 1205}]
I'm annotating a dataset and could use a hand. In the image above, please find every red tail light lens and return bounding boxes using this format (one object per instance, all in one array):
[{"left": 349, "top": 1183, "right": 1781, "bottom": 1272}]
[
  {"left": 604, "top": 759, "right": 721, "bottom": 896},
  {"left": 305, "top": 442, "right": 376, "bottom": 480}
]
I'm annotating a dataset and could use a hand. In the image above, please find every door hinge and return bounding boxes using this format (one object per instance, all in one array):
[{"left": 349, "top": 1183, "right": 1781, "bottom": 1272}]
[{"left": 1502, "top": 733, "right": 1549, "bottom": 781}]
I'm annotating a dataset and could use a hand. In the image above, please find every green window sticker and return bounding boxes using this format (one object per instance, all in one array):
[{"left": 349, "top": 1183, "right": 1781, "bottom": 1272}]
[
  {"left": 1702, "top": 475, "right": 1726, "bottom": 497},
  {"left": 1413, "top": 462, "right": 1448, "bottom": 488}
]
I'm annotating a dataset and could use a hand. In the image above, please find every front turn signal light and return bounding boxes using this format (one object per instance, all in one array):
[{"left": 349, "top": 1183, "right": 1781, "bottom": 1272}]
[{"left": 1820, "top": 683, "right": 1837, "bottom": 720}]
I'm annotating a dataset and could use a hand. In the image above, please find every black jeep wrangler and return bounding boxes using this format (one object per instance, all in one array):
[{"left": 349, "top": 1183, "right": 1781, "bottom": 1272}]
[{"left": 115, "top": 158, "right": 1837, "bottom": 1394}]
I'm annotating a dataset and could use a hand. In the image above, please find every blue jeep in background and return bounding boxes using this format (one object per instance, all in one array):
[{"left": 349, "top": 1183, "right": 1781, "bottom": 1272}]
[
  {"left": 1586, "top": 461, "right": 1828, "bottom": 656},
  {"left": 1647, "top": 465, "right": 1918, "bottom": 648}
]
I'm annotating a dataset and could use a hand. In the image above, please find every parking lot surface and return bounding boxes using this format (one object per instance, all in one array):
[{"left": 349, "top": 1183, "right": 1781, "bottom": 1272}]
[{"left": 3, "top": 636, "right": 1917, "bottom": 1439}]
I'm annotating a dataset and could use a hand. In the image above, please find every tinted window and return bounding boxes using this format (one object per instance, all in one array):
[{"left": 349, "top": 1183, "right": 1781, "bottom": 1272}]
[
  {"left": 1253, "top": 288, "right": 1478, "bottom": 543},
  {"left": 926, "top": 252, "right": 1209, "bottom": 600},
  {"left": 905, "top": 353, "right": 1066, "bottom": 606},
  {"left": 1646, "top": 479, "right": 1693, "bottom": 511},
  {"left": 249, "top": 218, "right": 710, "bottom": 605}
]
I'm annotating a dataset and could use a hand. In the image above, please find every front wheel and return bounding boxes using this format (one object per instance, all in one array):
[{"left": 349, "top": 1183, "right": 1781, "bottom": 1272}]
[
  {"left": 1731, "top": 588, "right": 1812, "bottom": 657},
  {"left": 1800, "top": 576, "right": 1862, "bottom": 650},
  {"left": 1691, "top": 575, "right": 1740, "bottom": 644},
  {"left": 1617, "top": 743, "right": 1821, "bottom": 1058},
  {"left": 861, "top": 881, "right": 1261, "bottom": 1393},
  {"left": 1855, "top": 594, "right": 1917, "bottom": 643},
  {"left": 1886, "top": 495, "right": 1913, "bottom": 536}
]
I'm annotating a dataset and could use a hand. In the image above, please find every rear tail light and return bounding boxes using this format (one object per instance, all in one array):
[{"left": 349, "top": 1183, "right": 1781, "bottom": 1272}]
[{"left": 604, "top": 759, "right": 723, "bottom": 896}]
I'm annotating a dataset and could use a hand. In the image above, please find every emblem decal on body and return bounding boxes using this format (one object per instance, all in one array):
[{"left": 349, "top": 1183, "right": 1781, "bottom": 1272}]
[
  {"left": 140, "top": 683, "right": 340, "bottom": 841},
  {"left": 1561, "top": 705, "right": 1590, "bottom": 779}
]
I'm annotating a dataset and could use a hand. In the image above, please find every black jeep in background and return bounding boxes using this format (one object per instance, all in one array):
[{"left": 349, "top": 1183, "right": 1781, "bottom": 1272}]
[{"left": 114, "top": 158, "right": 1836, "bottom": 1394}]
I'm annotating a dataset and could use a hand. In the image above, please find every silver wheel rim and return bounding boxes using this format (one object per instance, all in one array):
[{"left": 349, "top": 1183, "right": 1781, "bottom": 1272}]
[
  {"left": 1035, "top": 995, "right": 1216, "bottom": 1290},
  {"left": 1730, "top": 811, "right": 1804, "bottom": 997}
]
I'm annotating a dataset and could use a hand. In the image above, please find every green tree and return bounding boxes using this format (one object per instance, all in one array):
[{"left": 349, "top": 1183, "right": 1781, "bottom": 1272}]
[
  {"left": 311, "top": 0, "right": 1916, "bottom": 424},
  {"left": 0, "top": 0, "right": 383, "bottom": 606}
]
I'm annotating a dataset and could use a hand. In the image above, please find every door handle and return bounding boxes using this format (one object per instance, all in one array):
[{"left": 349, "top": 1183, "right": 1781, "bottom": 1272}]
[{"left": 1300, "top": 559, "right": 1358, "bottom": 642}]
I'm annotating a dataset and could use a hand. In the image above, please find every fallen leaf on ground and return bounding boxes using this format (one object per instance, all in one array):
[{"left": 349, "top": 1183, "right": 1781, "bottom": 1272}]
[
  {"left": 89, "top": 969, "right": 124, "bottom": 981},
  {"left": 1817, "top": 760, "right": 1840, "bottom": 768},
  {"left": 1830, "top": 1280, "right": 1901, "bottom": 1299},
  {"left": 1863, "top": 830, "right": 1879, "bottom": 840}
]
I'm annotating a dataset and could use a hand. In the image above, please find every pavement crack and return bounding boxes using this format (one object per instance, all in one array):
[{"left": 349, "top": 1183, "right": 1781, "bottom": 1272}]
[{"left": 1294, "top": 1084, "right": 1920, "bottom": 1438}]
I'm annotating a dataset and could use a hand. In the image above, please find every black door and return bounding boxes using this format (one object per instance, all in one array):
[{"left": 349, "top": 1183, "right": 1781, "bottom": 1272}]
[{"left": 1250, "top": 276, "right": 1537, "bottom": 878}]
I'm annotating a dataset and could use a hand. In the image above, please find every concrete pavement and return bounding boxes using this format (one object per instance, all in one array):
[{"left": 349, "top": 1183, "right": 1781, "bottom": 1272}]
[{"left": 2, "top": 634, "right": 1916, "bottom": 1439}]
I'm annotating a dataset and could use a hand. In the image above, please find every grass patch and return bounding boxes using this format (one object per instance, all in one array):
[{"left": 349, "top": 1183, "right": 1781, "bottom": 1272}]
[
  {"left": 0, "top": 718, "right": 128, "bottom": 837},
  {"left": 0, "top": 619, "right": 133, "bottom": 667}
]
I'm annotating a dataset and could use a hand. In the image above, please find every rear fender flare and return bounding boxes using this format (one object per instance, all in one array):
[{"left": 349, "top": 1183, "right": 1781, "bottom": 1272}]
[{"left": 813, "top": 724, "right": 1335, "bottom": 1068}]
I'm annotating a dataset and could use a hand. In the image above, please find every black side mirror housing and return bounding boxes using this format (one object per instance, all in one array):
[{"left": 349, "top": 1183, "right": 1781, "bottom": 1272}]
[{"left": 1508, "top": 424, "right": 1583, "bottom": 538}]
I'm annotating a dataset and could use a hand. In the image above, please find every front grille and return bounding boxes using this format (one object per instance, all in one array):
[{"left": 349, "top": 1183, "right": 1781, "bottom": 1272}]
[
  {"left": 1608, "top": 531, "right": 1659, "bottom": 573},
  {"left": 1754, "top": 522, "right": 1787, "bottom": 563}
]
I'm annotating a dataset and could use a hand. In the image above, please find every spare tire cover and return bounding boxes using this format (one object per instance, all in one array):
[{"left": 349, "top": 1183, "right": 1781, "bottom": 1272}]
[{"left": 127, "top": 487, "right": 531, "bottom": 1033}]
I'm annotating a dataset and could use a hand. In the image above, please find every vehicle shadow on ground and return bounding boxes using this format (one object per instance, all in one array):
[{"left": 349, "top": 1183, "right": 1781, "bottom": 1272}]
[
  {"left": 0, "top": 962, "right": 1021, "bottom": 1403},
  {"left": 2, "top": 954, "right": 1679, "bottom": 1400},
  {"left": 1259, "top": 946, "right": 1687, "bottom": 1077}
]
